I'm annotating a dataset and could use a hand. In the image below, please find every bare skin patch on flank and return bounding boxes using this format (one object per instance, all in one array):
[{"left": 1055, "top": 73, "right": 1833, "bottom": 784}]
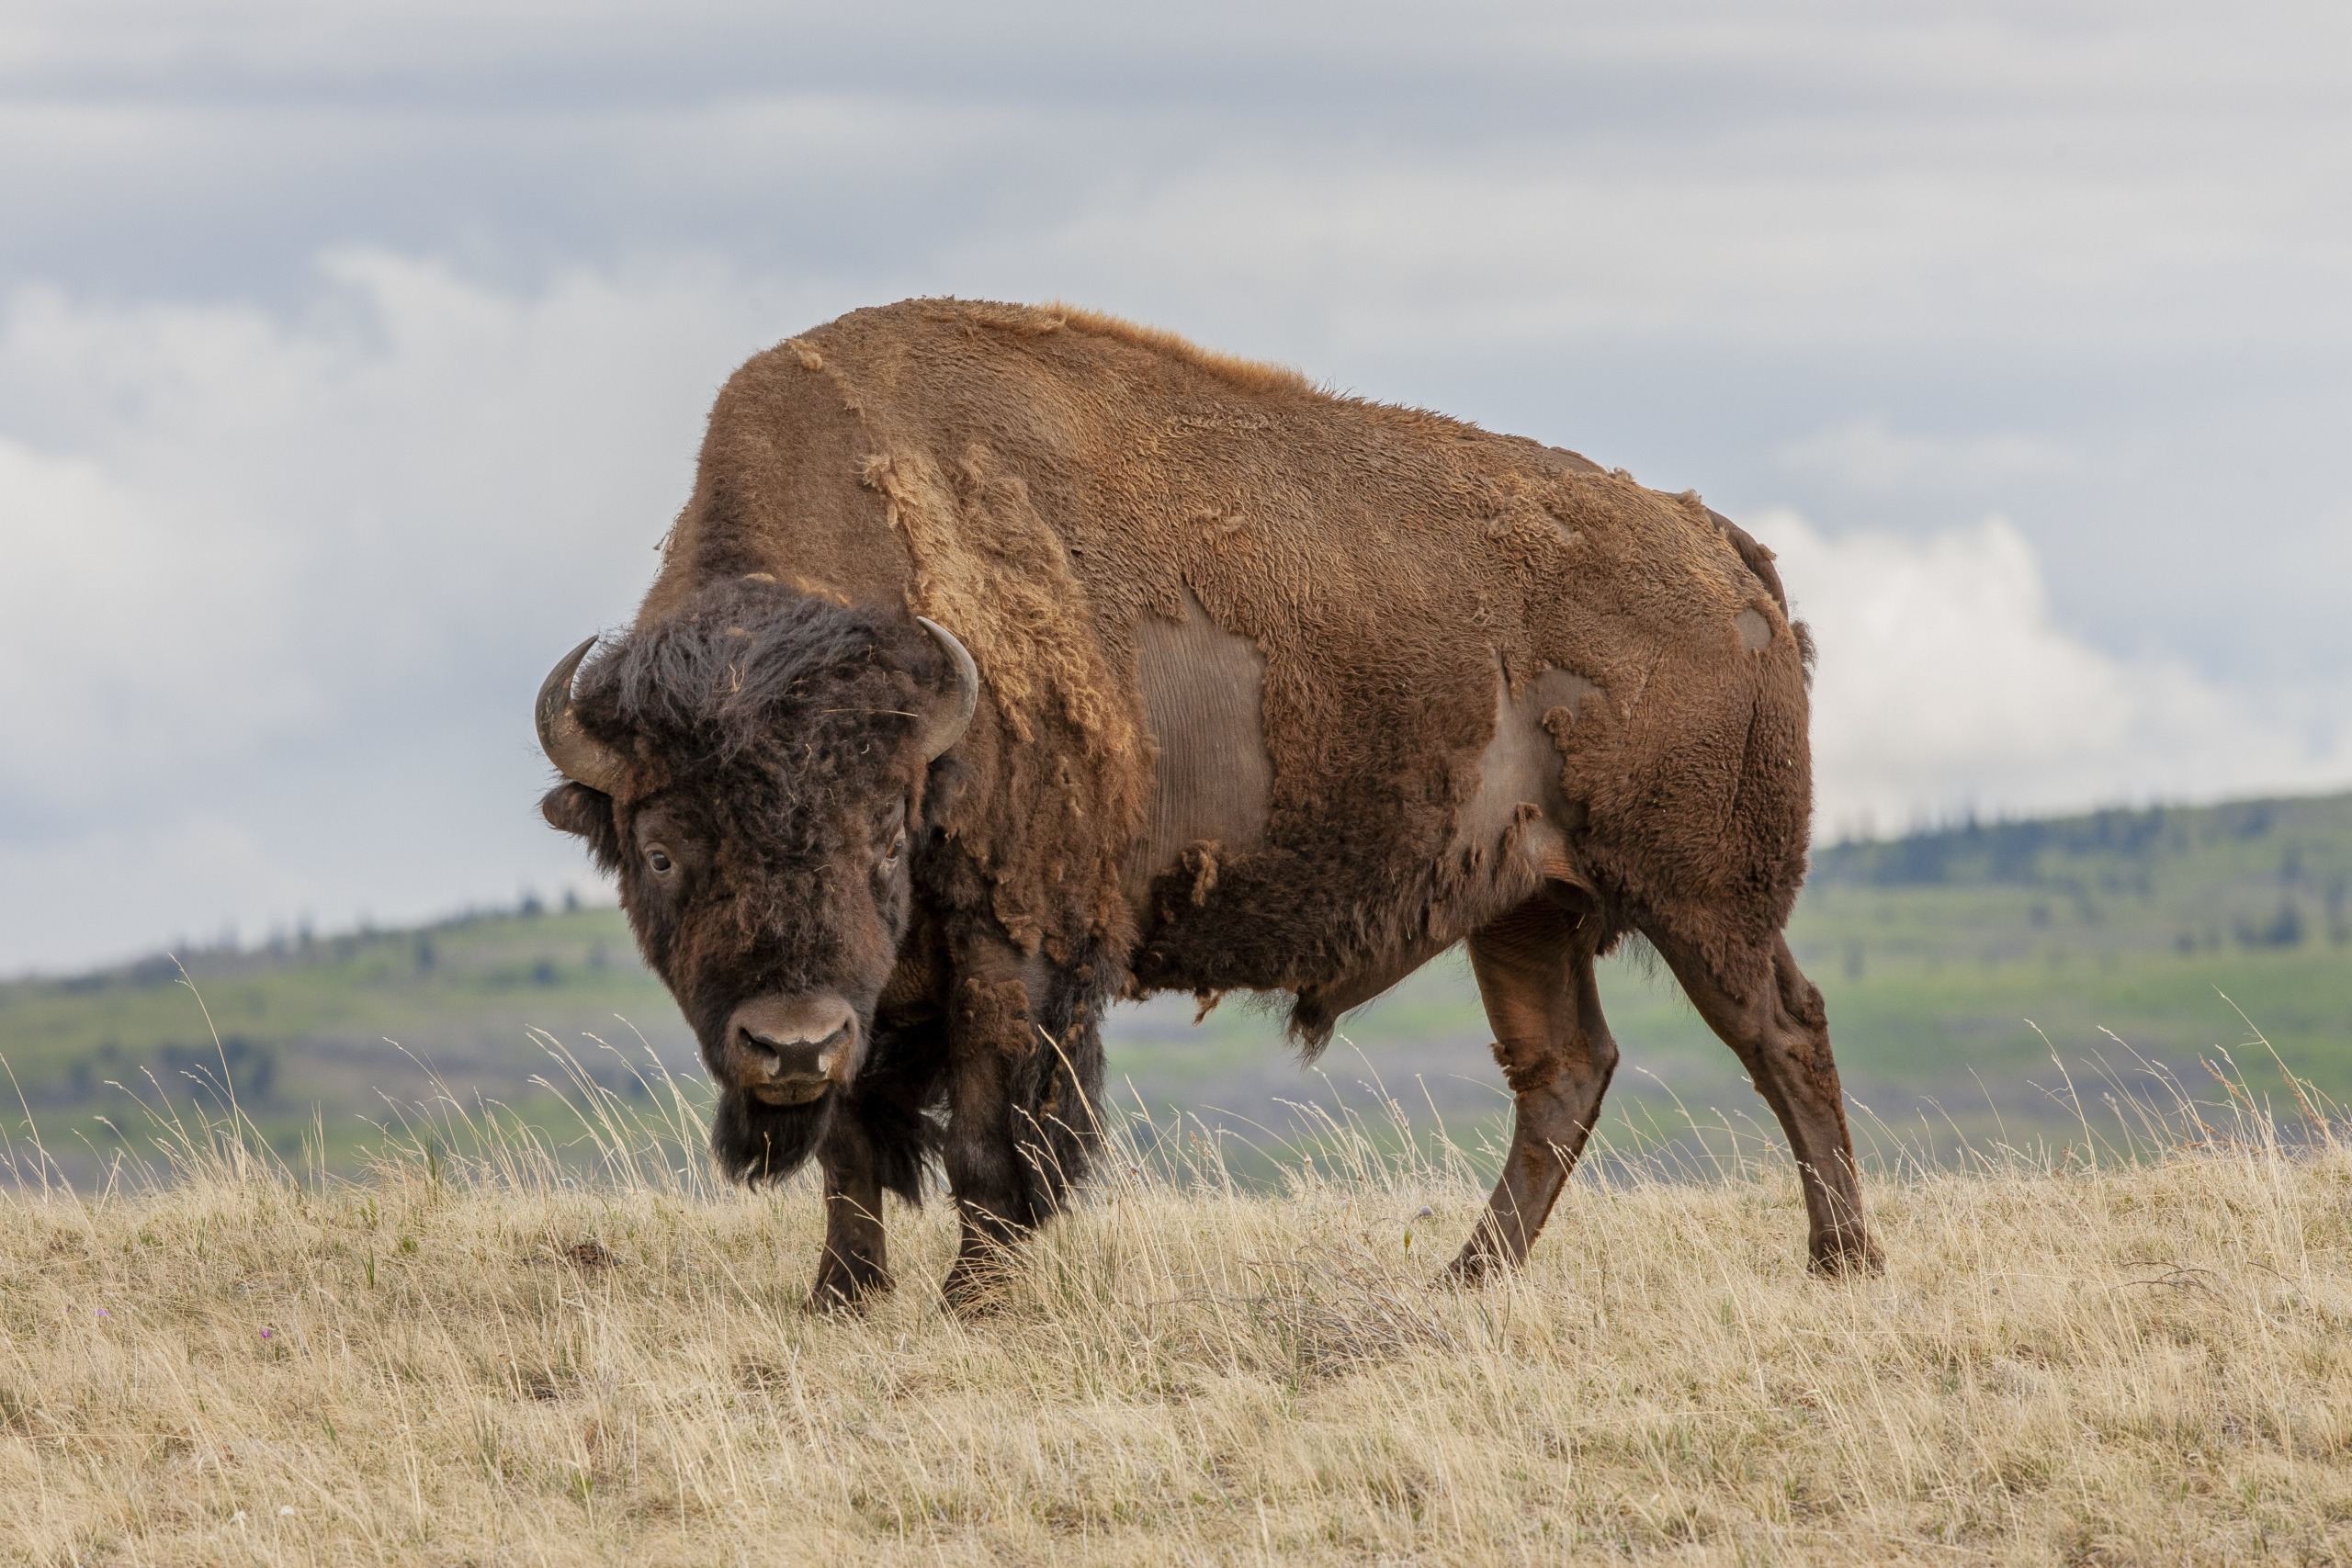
[
  {"left": 1125, "top": 590, "right": 1272, "bottom": 908},
  {"left": 1453, "top": 661, "right": 1601, "bottom": 881}
]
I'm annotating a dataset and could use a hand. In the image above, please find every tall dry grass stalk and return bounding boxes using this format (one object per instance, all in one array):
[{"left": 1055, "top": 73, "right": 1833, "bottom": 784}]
[{"left": 1, "top": 1021, "right": 2348, "bottom": 1564}]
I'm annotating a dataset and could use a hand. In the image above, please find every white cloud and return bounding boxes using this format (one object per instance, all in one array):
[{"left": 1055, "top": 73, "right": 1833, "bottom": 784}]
[
  {"left": 0, "top": 253, "right": 814, "bottom": 798},
  {"left": 0, "top": 434, "right": 307, "bottom": 782},
  {"left": 1767, "top": 510, "right": 2352, "bottom": 838},
  {"left": 0, "top": 253, "right": 835, "bottom": 971}
]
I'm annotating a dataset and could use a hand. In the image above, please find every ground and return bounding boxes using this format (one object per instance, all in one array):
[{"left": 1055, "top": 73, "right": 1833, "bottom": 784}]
[{"left": 3, "top": 1075, "right": 2348, "bottom": 1565}]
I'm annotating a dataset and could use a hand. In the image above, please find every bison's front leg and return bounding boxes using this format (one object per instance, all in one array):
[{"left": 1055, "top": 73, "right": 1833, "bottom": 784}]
[
  {"left": 940, "top": 964, "right": 1038, "bottom": 1310},
  {"left": 808, "top": 1112, "right": 891, "bottom": 1311},
  {"left": 936, "top": 943, "right": 1104, "bottom": 1312}
]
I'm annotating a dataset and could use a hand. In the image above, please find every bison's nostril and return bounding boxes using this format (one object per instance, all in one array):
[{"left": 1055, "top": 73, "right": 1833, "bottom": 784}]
[
  {"left": 726, "top": 996, "right": 857, "bottom": 1100},
  {"left": 743, "top": 1022, "right": 848, "bottom": 1057},
  {"left": 737, "top": 1021, "right": 852, "bottom": 1084}
]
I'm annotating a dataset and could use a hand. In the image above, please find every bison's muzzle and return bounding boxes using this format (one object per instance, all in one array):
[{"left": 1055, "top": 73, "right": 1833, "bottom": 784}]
[{"left": 725, "top": 994, "right": 857, "bottom": 1106}]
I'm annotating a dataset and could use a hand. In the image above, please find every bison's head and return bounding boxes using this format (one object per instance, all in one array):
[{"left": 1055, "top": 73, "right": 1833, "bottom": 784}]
[{"left": 535, "top": 578, "right": 976, "bottom": 1183}]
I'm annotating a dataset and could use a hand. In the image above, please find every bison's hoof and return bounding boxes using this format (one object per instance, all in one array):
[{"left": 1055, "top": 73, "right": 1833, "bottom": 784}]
[
  {"left": 1806, "top": 1235, "right": 1885, "bottom": 1278},
  {"left": 805, "top": 1266, "right": 892, "bottom": 1315},
  {"left": 1438, "top": 1248, "right": 1508, "bottom": 1289},
  {"left": 941, "top": 1258, "right": 1017, "bottom": 1318}
]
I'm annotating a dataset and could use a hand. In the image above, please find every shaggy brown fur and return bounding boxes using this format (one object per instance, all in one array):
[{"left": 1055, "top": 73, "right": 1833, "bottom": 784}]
[
  {"left": 660, "top": 299, "right": 1811, "bottom": 1010},
  {"left": 557, "top": 298, "right": 1878, "bottom": 1305}
]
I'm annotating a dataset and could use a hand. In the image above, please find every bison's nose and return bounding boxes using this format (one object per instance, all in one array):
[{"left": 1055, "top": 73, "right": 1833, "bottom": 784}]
[{"left": 724, "top": 994, "right": 857, "bottom": 1105}]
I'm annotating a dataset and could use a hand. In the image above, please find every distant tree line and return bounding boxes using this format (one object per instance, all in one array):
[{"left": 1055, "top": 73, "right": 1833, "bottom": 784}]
[{"left": 49, "top": 1038, "right": 278, "bottom": 1111}]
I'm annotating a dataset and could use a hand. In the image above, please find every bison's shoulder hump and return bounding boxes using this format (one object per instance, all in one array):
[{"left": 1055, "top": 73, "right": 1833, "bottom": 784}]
[{"left": 808, "top": 298, "right": 1319, "bottom": 401}]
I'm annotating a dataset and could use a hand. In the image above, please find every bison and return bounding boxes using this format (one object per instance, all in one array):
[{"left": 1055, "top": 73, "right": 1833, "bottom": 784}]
[{"left": 536, "top": 299, "right": 1880, "bottom": 1309}]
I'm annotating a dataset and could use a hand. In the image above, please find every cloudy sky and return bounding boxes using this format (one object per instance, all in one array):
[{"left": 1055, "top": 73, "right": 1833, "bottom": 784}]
[{"left": 2, "top": 0, "right": 2347, "bottom": 973}]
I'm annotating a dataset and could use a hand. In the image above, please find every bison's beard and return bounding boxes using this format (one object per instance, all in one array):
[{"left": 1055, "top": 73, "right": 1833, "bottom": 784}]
[{"left": 710, "top": 1088, "right": 832, "bottom": 1186}]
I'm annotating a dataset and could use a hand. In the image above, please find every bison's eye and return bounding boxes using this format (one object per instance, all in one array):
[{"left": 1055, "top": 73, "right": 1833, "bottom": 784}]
[
  {"left": 881, "top": 829, "right": 907, "bottom": 866},
  {"left": 646, "top": 848, "right": 674, "bottom": 874}
]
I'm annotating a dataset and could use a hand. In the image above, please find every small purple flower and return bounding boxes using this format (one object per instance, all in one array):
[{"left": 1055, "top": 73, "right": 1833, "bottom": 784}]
[
  {"left": 92, "top": 1307, "right": 109, "bottom": 1318},
  {"left": 259, "top": 1327, "right": 273, "bottom": 1340}
]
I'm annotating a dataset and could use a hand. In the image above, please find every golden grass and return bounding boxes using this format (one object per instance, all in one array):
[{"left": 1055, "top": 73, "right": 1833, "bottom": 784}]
[{"left": 3, "top": 1041, "right": 2350, "bottom": 1564}]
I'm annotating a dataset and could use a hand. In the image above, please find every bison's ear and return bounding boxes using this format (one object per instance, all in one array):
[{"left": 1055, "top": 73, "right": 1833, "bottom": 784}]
[{"left": 541, "top": 784, "right": 622, "bottom": 867}]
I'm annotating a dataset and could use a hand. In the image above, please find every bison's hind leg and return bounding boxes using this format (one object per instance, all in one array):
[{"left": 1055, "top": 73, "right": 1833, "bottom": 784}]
[
  {"left": 1648, "top": 928, "right": 1882, "bottom": 1275},
  {"left": 1445, "top": 895, "right": 1619, "bottom": 1283}
]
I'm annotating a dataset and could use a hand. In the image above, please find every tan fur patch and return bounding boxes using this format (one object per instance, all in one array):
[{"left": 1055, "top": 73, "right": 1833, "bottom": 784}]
[
  {"left": 857, "top": 442, "right": 1148, "bottom": 953},
  {"left": 1183, "top": 842, "right": 1219, "bottom": 907},
  {"left": 1025, "top": 299, "right": 1315, "bottom": 397},
  {"left": 786, "top": 574, "right": 850, "bottom": 606},
  {"left": 956, "top": 975, "right": 1033, "bottom": 1060}
]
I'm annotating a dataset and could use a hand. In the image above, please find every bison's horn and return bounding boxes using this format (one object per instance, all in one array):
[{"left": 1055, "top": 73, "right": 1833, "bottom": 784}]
[
  {"left": 914, "top": 616, "right": 978, "bottom": 761},
  {"left": 535, "top": 637, "right": 630, "bottom": 796}
]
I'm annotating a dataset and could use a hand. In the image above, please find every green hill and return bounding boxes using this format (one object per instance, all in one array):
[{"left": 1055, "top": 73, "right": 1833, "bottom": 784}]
[
  {"left": 0, "top": 899, "right": 687, "bottom": 1181},
  {"left": 3, "top": 794, "right": 2346, "bottom": 1182},
  {"left": 1092, "top": 791, "right": 2351, "bottom": 1168}
]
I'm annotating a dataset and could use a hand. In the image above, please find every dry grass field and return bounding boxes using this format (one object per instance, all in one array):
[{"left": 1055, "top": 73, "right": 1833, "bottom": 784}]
[{"left": 3, "top": 1039, "right": 2350, "bottom": 1565}]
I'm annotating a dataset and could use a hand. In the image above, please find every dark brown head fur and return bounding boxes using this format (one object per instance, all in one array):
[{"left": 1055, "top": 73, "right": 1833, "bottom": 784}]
[{"left": 541, "top": 577, "right": 963, "bottom": 1186}]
